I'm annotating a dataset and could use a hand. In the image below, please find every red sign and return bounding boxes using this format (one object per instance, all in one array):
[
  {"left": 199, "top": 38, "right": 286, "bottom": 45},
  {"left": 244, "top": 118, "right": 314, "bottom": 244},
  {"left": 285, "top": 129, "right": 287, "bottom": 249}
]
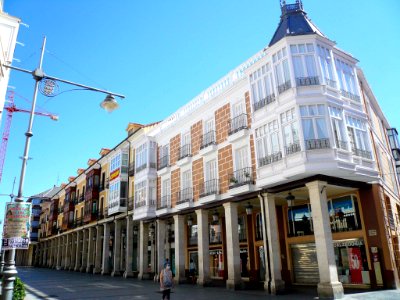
[
  {"left": 110, "top": 168, "right": 120, "bottom": 181},
  {"left": 348, "top": 247, "right": 362, "bottom": 284}
]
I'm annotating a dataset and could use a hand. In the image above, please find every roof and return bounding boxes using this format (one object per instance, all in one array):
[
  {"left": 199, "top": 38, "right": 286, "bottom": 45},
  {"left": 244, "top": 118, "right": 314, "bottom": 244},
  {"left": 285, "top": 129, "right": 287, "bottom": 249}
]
[
  {"left": 269, "top": 1, "right": 325, "bottom": 47},
  {"left": 29, "top": 186, "right": 62, "bottom": 200}
]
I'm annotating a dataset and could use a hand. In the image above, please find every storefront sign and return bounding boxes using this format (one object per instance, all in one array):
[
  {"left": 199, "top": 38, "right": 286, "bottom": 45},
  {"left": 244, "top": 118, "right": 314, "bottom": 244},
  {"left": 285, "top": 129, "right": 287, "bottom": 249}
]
[
  {"left": 333, "top": 239, "right": 364, "bottom": 248},
  {"left": 348, "top": 247, "right": 363, "bottom": 284},
  {"left": 368, "top": 229, "right": 377, "bottom": 237},
  {"left": 2, "top": 202, "right": 32, "bottom": 250},
  {"left": 209, "top": 249, "right": 222, "bottom": 255}
]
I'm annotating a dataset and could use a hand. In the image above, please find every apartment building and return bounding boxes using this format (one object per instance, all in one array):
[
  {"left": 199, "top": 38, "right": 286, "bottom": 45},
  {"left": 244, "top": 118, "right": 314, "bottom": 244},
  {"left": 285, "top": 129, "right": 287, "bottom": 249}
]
[{"left": 35, "top": 2, "right": 400, "bottom": 299}]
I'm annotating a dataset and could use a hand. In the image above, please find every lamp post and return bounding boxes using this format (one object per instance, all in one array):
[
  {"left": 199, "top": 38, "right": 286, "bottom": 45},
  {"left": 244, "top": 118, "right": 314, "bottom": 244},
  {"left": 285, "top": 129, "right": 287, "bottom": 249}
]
[{"left": 1, "top": 36, "right": 125, "bottom": 300}]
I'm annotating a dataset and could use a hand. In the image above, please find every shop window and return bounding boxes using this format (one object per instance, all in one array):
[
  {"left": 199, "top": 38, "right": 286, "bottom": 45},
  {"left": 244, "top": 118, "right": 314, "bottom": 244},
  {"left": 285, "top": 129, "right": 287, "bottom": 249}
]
[
  {"left": 334, "top": 239, "right": 369, "bottom": 285},
  {"left": 209, "top": 249, "right": 224, "bottom": 278},
  {"left": 287, "top": 204, "right": 313, "bottom": 237},
  {"left": 240, "top": 248, "right": 250, "bottom": 277},
  {"left": 329, "top": 195, "right": 361, "bottom": 232},
  {"left": 209, "top": 223, "right": 222, "bottom": 244},
  {"left": 188, "top": 225, "right": 198, "bottom": 246}
]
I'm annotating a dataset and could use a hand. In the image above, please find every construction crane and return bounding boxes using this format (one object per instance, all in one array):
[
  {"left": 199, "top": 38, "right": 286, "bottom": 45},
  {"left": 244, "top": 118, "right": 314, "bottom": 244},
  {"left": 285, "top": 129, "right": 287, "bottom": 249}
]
[{"left": 0, "top": 90, "right": 58, "bottom": 184}]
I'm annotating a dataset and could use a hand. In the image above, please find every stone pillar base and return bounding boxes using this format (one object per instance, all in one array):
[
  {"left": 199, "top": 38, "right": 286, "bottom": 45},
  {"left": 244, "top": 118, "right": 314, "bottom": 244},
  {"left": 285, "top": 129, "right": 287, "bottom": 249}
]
[
  {"left": 93, "top": 267, "right": 101, "bottom": 274},
  {"left": 101, "top": 270, "right": 110, "bottom": 276},
  {"left": 111, "top": 270, "right": 121, "bottom": 277},
  {"left": 56, "top": 266, "right": 61, "bottom": 270},
  {"left": 226, "top": 279, "right": 244, "bottom": 290},
  {"left": 74, "top": 266, "right": 80, "bottom": 272},
  {"left": 317, "top": 282, "right": 344, "bottom": 299},
  {"left": 79, "top": 266, "right": 86, "bottom": 272},
  {"left": 270, "top": 279, "right": 285, "bottom": 295},
  {"left": 138, "top": 273, "right": 150, "bottom": 280},
  {"left": 197, "top": 278, "right": 212, "bottom": 287},
  {"left": 123, "top": 270, "right": 134, "bottom": 278}
]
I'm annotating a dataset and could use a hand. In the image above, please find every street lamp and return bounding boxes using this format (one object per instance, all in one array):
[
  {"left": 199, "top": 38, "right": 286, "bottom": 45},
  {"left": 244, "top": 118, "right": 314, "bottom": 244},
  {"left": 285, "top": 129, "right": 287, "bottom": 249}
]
[{"left": 1, "top": 36, "right": 125, "bottom": 300}]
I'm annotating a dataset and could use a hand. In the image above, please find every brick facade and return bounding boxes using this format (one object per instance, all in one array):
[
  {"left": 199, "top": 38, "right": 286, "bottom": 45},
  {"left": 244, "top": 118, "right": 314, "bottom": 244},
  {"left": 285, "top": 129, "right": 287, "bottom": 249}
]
[
  {"left": 249, "top": 134, "right": 257, "bottom": 180},
  {"left": 192, "top": 158, "right": 204, "bottom": 202},
  {"left": 170, "top": 134, "right": 180, "bottom": 166},
  {"left": 215, "top": 103, "right": 230, "bottom": 145},
  {"left": 171, "top": 169, "right": 180, "bottom": 207},
  {"left": 218, "top": 145, "right": 233, "bottom": 194},
  {"left": 191, "top": 121, "right": 203, "bottom": 156},
  {"left": 245, "top": 91, "right": 252, "bottom": 128}
]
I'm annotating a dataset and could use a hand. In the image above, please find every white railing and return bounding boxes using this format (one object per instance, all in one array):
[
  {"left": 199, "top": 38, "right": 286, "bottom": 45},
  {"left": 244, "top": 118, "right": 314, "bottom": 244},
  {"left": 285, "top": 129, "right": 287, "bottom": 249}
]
[{"left": 151, "top": 48, "right": 267, "bottom": 136}]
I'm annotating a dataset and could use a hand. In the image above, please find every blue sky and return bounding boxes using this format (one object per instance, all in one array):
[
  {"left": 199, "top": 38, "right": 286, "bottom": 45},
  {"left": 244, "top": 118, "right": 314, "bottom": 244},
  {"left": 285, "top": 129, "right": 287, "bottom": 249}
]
[{"left": 0, "top": 0, "right": 399, "bottom": 220}]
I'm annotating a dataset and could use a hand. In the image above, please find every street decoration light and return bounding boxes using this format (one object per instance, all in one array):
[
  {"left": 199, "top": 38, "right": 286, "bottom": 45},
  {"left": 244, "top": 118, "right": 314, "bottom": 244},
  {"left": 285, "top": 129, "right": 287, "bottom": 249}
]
[{"left": 1, "top": 36, "right": 125, "bottom": 300}]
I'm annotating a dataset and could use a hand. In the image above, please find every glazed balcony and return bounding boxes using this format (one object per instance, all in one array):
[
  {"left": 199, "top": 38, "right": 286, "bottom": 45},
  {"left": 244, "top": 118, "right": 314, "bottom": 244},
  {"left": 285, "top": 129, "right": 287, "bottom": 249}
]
[
  {"left": 277, "top": 80, "right": 291, "bottom": 94},
  {"left": 133, "top": 198, "right": 156, "bottom": 221},
  {"left": 296, "top": 76, "right": 319, "bottom": 86},
  {"left": 305, "top": 138, "right": 330, "bottom": 150},
  {"left": 285, "top": 142, "right": 301, "bottom": 155},
  {"left": 258, "top": 152, "right": 282, "bottom": 167}
]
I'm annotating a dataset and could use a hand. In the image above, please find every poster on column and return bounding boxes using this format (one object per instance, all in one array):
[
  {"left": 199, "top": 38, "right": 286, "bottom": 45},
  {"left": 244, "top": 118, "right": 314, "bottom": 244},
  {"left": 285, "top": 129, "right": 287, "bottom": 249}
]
[
  {"left": 348, "top": 247, "right": 362, "bottom": 284},
  {"left": 2, "top": 202, "right": 32, "bottom": 250}
]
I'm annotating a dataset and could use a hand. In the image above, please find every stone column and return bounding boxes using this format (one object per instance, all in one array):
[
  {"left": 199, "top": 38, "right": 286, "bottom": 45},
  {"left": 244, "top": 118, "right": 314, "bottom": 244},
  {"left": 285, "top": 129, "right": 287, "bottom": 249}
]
[
  {"left": 74, "top": 231, "right": 82, "bottom": 271},
  {"left": 223, "top": 202, "right": 242, "bottom": 289},
  {"left": 157, "top": 219, "right": 166, "bottom": 276},
  {"left": 306, "top": 181, "right": 344, "bottom": 299},
  {"left": 112, "top": 220, "right": 122, "bottom": 276},
  {"left": 124, "top": 217, "right": 134, "bottom": 278},
  {"left": 94, "top": 225, "right": 103, "bottom": 274},
  {"left": 101, "top": 222, "right": 111, "bottom": 275},
  {"left": 263, "top": 193, "right": 285, "bottom": 294},
  {"left": 174, "top": 214, "right": 186, "bottom": 283},
  {"left": 138, "top": 221, "right": 149, "bottom": 280},
  {"left": 86, "top": 227, "right": 95, "bottom": 273},
  {"left": 70, "top": 233, "right": 76, "bottom": 270},
  {"left": 80, "top": 229, "right": 88, "bottom": 272},
  {"left": 56, "top": 237, "right": 62, "bottom": 270},
  {"left": 196, "top": 209, "right": 211, "bottom": 286},
  {"left": 48, "top": 240, "right": 53, "bottom": 267}
]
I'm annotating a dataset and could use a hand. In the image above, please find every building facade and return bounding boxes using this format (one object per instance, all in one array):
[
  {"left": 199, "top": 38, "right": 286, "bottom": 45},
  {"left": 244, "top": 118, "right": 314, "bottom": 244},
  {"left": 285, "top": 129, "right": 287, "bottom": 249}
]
[{"left": 35, "top": 2, "right": 400, "bottom": 299}]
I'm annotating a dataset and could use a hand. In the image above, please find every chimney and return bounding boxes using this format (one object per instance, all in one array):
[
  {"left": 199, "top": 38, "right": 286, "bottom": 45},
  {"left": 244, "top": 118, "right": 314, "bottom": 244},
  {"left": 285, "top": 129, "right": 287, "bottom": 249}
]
[
  {"left": 99, "top": 148, "right": 111, "bottom": 156},
  {"left": 68, "top": 176, "right": 75, "bottom": 182},
  {"left": 77, "top": 168, "right": 85, "bottom": 175},
  {"left": 87, "top": 159, "right": 97, "bottom": 166}
]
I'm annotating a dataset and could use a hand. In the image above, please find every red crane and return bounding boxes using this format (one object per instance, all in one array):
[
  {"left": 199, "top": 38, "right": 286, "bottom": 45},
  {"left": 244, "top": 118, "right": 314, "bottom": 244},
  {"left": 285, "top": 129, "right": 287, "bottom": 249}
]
[{"left": 0, "top": 90, "right": 58, "bottom": 183}]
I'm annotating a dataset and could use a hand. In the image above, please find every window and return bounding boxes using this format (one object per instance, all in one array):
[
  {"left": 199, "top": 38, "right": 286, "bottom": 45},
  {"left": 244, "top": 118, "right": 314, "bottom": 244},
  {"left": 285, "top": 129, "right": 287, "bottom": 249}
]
[
  {"left": 335, "top": 58, "right": 360, "bottom": 101},
  {"left": 161, "top": 178, "right": 171, "bottom": 208},
  {"left": 231, "top": 147, "right": 252, "bottom": 186},
  {"left": 300, "top": 104, "right": 330, "bottom": 149},
  {"left": 328, "top": 195, "right": 361, "bottom": 232},
  {"left": 180, "top": 170, "right": 192, "bottom": 202},
  {"left": 203, "top": 159, "right": 218, "bottom": 195},
  {"left": 121, "top": 152, "right": 129, "bottom": 173},
  {"left": 291, "top": 43, "right": 319, "bottom": 86},
  {"left": 250, "top": 63, "right": 275, "bottom": 111},
  {"left": 135, "top": 143, "right": 148, "bottom": 171},
  {"left": 346, "top": 115, "right": 371, "bottom": 159},
  {"left": 134, "top": 180, "right": 147, "bottom": 208},
  {"left": 255, "top": 213, "right": 263, "bottom": 241},
  {"left": 238, "top": 215, "right": 247, "bottom": 242},
  {"left": 281, "top": 108, "right": 300, "bottom": 154},
  {"left": 159, "top": 144, "right": 170, "bottom": 169},
  {"left": 329, "top": 106, "right": 347, "bottom": 150},
  {"left": 255, "top": 120, "right": 282, "bottom": 166},
  {"left": 317, "top": 45, "right": 336, "bottom": 88},
  {"left": 272, "top": 47, "right": 291, "bottom": 93},
  {"left": 287, "top": 204, "right": 313, "bottom": 237},
  {"left": 149, "top": 141, "right": 157, "bottom": 168},
  {"left": 235, "top": 146, "right": 249, "bottom": 171},
  {"left": 110, "top": 153, "right": 121, "bottom": 173},
  {"left": 229, "top": 101, "right": 247, "bottom": 134},
  {"left": 202, "top": 118, "right": 216, "bottom": 148},
  {"left": 180, "top": 132, "right": 191, "bottom": 158}
]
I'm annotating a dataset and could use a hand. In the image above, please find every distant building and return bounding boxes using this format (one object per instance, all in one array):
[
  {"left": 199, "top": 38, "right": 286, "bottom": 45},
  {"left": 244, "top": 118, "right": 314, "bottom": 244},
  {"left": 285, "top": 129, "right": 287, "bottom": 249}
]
[{"left": 15, "top": 186, "right": 61, "bottom": 266}]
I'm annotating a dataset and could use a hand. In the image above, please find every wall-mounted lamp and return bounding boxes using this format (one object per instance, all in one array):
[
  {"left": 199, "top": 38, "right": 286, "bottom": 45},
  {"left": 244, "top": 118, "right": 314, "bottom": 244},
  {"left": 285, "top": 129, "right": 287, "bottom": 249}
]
[
  {"left": 187, "top": 215, "right": 193, "bottom": 227},
  {"left": 245, "top": 202, "right": 253, "bottom": 215},
  {"left": 286, "top": 192, "right": 295, "bottom": 207},
  {"left": 212, "top": 210, "right": 219, "bottom": 222}
]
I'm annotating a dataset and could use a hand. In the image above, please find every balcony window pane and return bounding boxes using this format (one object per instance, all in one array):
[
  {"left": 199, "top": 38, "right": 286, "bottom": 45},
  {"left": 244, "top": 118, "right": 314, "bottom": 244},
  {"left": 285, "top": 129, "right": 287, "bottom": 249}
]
[
  {"left": 302, "top": 119, "right": 315, "bottom": 140},
  {"left": 316, "top": 118, "right": 328, "bottom": 139}
]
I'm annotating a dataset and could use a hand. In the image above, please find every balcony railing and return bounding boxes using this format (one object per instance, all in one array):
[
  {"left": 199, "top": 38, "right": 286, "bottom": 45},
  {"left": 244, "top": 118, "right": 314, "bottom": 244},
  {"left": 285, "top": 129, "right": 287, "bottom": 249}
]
[
  {"left": 128, "top": 162, "right": 135, "bottom": 176},
  {"left": 158, "top": 155, "right": 169, "bottom": 170},
  {"left": 341, "top": 90, "right": 360, "bottom": 102},
  {"left": 228, "top": 113, "right": 248, "bottom": 135},
  {"left": 253, "top": 94, "right": 276, "bottom": 111},
  {"left": 157, "top": 195, "right": 171, "bottom": 209},
  {"left": 325, "top": 78, "right": 337, "bottom": 89},
  {"left": 337, "top": 140, "right": 348, "bottom": 150},
  {"left": 258, "top": 152, "right": 282, "bottom": 167},
  {"left": 305, "top": 138, "right": 330, "bottom": 150},
  {"left": 200, "top": 131, "right": 216, "bottom": 149},
  {"left": 128, "top": 196, "right": 134, "bottom": 210},
  {"left": 210, "top": 232, "right": 222, "bottom": 245},
  {"left": 134, "top": 199, "right": 156, "bottom": 209},
  {"left": 229, "top": 167, "right": 254, "bottom": 188},
  {"left": 199, "top": 179, "right": 219, "bottom": 197},
  {"left": 351, "top": 147, "right": 372, "bottom": 159},
  {"left": 135, "top": 163, "right": 147, "bottom": 173},
  {"left": 277, "top": 80, "right": 291, "bottom": 94},
  {"left": 285, "top": 142, "right": 301, "bottom": 155},
  {"left": 176, "top": 187, "right": 193, "bottom": 205},
  {"left": 179, "top": 144, "right": 192, "bottom": 160},
  {"left": 296, "top": 76, "right": 319, "bottom": 86}
]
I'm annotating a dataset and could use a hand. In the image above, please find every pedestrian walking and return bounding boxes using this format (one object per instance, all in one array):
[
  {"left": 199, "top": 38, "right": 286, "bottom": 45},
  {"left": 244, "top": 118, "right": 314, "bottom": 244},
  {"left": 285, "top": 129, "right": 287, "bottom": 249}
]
[{"left": 160, "top": 263, "right": 173, "bottom": 300}]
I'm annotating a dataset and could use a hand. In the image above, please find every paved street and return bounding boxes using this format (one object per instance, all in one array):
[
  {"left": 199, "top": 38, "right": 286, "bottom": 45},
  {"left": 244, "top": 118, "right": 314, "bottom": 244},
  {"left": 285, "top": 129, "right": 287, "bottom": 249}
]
[{"left": 12, "top": 267, "right": 400, "bottom": 300}]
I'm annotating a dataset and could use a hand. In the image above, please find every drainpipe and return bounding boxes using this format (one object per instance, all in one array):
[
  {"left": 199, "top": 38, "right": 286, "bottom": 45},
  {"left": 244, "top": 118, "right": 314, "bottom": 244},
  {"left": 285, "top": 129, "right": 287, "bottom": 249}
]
[{"left": 258, "top": 192, "right": 272, "bottom": 293}]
